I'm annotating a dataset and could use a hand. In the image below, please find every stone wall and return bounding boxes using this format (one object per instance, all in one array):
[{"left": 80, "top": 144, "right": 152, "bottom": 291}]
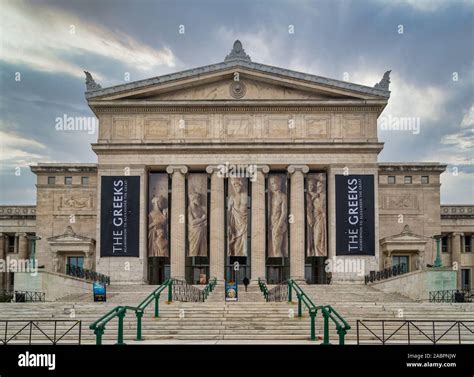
[
  {"left": 370, "top": 268, "right": 456, "bottom": 301},
  {"left": 14, "top": 270, "right": 92, "bottom": 301}
]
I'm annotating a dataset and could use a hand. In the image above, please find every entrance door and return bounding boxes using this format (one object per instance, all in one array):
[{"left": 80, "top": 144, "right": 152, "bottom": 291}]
[
  {"left": 461, "top": 269, "right": 471, "bottom": 290},
  {"left": 305, "top": 257, "right": 327, "bottom": 284},
  {"left": 148, "top": 257, "right": 170, "bottom": 285}
]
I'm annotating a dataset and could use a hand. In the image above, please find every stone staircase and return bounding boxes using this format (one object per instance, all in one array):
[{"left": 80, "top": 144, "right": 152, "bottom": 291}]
[{"left": 0, "top": 282, "right": 472, "bottom": 344}]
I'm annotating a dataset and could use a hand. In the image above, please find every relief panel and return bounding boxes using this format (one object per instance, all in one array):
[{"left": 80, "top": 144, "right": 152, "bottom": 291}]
[
  {"left": 264, "top": 116, "right": 293, "bottom": 139},
  {"left": 144, "top": 117, "right": 171, "bottom": 139},
  {"left": 304, "top": 115, "right": 331, "bottom": 139},
  {"left": 223, "top": 115, "right": 253, "bottom": 138}
]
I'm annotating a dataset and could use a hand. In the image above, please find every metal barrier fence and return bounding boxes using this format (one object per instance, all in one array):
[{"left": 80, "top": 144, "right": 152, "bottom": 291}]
[
  {"left": 172, "top": 279, "right": 205, "bottom": 302},
  {"left": 0, "top": 320, "right": 82, "bottom": 345},
  {"left": 267, "top": 280, "right": 288, "bottom": 302},
  {"left": 0, "top": 290, "right": 45, "bottom": 302},
  {"left": 429, "top": 289, "right": 472, "bottom": 303},
  {"left": 356, "top": 320, "right": 474, "bottom": 345},
  {"left": 364, "top": 263, "right": 407, "bottom": 284},
  {"left": 66, "top": 264, "right": 110, "bottom": 285}
]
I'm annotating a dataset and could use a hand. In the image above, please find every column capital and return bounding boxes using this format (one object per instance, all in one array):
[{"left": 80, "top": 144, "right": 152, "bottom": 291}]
[
  {"left": 15, "top": 232, "right": 27, "bottom": 237},
  {"left": 255, "top": 165, "right": 270, "bottom": 174},
  {"left": 287, "top": 165, "right": 309, "bottom": 174},
  {"left": 205, "top": 165, "right": 220, "bottom": 174},
  {"left": 452, "top": 232, "right": 464, "bottom": 237},
  {"left": 166, "top": 165, "right": 188, "bottom": 175}
]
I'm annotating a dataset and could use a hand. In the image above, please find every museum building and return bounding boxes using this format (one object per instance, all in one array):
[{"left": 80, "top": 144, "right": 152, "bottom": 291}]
[{"left": 0, "top": 41, "right": 472, "bottom": 290}]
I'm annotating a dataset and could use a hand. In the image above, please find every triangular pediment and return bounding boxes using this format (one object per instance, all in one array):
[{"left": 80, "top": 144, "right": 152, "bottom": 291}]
[
  {"left": 381, "top": 225, "right": 429, "bottom": 244},
  {"left": 48, "top": 226, "right": 94, "bottom": 244},
  {"left": 86, "top": 60, "right": 390, "bottom": 104}
]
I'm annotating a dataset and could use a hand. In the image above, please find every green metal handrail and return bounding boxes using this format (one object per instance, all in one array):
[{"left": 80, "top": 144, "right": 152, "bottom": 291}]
[
  {"left": 202, "top": 277, "right": 217, "bottom": 299},
  {"left": 89, "top": 279, "right": 174, "bottom": 345},
  {"left": 89, "top": 277, "right": 218, "bottom": 345},
  {"left": 287, "top": 279, "right": 351, "bottom": 344},
  {"left": 257, "top": 278, "right": 269, "bottom": 300}
]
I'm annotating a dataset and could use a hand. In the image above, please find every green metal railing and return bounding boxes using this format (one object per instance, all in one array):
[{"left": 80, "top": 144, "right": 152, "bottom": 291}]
[
  {"left": 203, "top": 277, "right": 217, "bottom": 299},
  {"left": 258, "top": 278, "right": 350, "bottom": 344},
  {"left": 257, "top": 278, "right": 269, "bottom": 301},
  {"left": 89, "top": 278, "right": 217, "bottom": 345}
]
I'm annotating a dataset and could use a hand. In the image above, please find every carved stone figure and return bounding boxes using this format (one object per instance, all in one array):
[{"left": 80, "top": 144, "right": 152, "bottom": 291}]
[
  {"left": 188, "top": 192, "right": 207, "bottom": 257},
  {"left": 148, "top": 194, "right": 169, "bottom": 257},
  {"left": 84, "top": 71, "right": 102, "bottom": 91},
  {"left": 228, "top": 178, "right": 248, "bottom": 256},
  {"left": 306, "top": 174, "right": 327, "bottom": 257},
  {"left": 268, "top": 175, "right": 288, "bottom": 258},
  {"left": 374, "top": 70, "right": 391, "bottom": 90}
]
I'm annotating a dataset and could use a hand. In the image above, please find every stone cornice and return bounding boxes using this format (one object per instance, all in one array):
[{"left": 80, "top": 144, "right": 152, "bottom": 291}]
[
  {"left": 0, "top": 206, "right": 36, "bottom": 219},
  {"left": 378, "top": 163, "right": 447, "bottom": 173},
  {"left": 90, "top": 103, "right": 383, "bottom": 114},
  {"left": 31, "top": 164, "right": 97, "bottom": 174},
  {"left": 441, "top": 205, "right": 474, "bottom": 219},
  {"left": 92, "top": 142, "right": 384, "bottom": 154}
]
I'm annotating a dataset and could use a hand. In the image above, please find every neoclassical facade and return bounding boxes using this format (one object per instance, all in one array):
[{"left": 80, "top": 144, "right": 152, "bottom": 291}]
[{"left": 1, "top": 41, "right": 472, "bottom": 289}]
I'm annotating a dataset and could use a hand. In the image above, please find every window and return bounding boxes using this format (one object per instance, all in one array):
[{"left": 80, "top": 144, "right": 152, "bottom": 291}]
[
  {"left": 442, "top": 236, "right": 448, "bottom": 253},
  {"left": 47, "top": 176, "right": 56, "bottom": 185},
  {"left": 392, "top": 256, "right": 409, "bottom": 272},
  {"left": 82, "top": 176, "right": 89, "bottom": 186},
  {"left": 404, "top": 176, "right": 412, "bottom": 184},
  {"left": 465, "top": 235, "right": 472, "bottom": 253},
  {"left": 388, "top": 176, "right": 396, "bottom": 184},
  {"left": 65, "top": 176, "right": 73, "bottom": 185},
  {"left": 66, "top": 256, "right": 85, "bottom": 274},
  {"left": 421, "top": 176, "right": 429, "bottom": 184}
]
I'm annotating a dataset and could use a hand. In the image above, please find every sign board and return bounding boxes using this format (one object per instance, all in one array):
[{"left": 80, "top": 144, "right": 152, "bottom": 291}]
[
  {"left": 100, "top": 176, "right": 140, "bottom": 257},
  {"left": 93, "top": 281, "right": 106, "bottom": 302},
  {"left": 225, "top": 281, "right": 238, "bottom": 301},
  {"left": 335, "top": 175, "right": 375, "bottom": 256}
]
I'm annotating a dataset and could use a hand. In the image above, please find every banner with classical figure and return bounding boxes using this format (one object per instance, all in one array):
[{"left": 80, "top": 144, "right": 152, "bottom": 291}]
[
  {"left": 335, "top": 175, "right": 375, "bottom": 256},
  {"left": 267, "top": 174, "right": 288, "bottom": 258},
  {"left": 306, "top": 173, "right": 327, "bottom": 257},
  {"left": 227, "top": 178, "right": 249, "bottom": 257},
  {"left": 187, "top": 174, "right": 208, "bottom": 257},
  {"left": 148, "top": 173, "right": 169, "bottom": 257},
  {"left": 100, "top": 176, "right": 140, "bottom": 257}
]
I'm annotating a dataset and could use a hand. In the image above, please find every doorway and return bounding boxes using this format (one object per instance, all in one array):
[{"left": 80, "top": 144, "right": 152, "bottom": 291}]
[{"left": 148, "top": 257, "right": 170, "bottom": 284}]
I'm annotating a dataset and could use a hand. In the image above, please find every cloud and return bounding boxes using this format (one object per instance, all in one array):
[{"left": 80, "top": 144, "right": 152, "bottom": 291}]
[
  {"left": 0, "top": 128, "right": 51, "bottom": 169},
  {"left": 0, "top": 1, "right": 176, "bottom": 79},
  {"left": 441, "top": 171, "right": 474, "bottom": 204}
]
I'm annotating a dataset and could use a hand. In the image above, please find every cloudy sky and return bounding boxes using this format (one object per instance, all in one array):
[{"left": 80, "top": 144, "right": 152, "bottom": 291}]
[{"left": 0, "top": 0, "right": 473, "bottom": 204}]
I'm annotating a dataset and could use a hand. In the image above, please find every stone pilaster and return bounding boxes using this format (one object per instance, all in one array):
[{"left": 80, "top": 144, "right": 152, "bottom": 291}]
[
  {"left": 166, "top": 165, "right": 188, "bottom": 280},
  {"left": 206, "top": 165, "right": 225, "bottom": 281},
  {"left": 452, "top": 232, "right": 463, "bottom": 289},
  {"left": 0, "top": 233, "right": 5, "bottom": 290},
  {"left": 251, "top": 165, "right": 269, "bottom": 283},
  {"left": 17, "top": 233, "right": 28, "bottom": 260},
  {"left": 288, "top": 165, "right": 309, "bottom": 282}
]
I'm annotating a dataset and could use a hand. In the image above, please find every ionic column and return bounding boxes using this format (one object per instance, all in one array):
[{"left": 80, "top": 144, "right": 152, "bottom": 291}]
[
  {"left": 17, "top": 233, "right": 28, "bottom": 260},
  {"left": 166, "top": 165, "right": 188, "bottom": 280},
  {"left": 251, "top": 165, "right": 269, "bottom": 283},
  {"left": 206, "top": 166, "right": 225, "bottom": 281},
  {"left": 288, "top": 165, "right": 309, "bottom": 282},
  {"left": 0, "top": 233, "right": 5, "bottom": 290},
  {"left": 452, "top": 232, "right": 463, "bottom": 289}
]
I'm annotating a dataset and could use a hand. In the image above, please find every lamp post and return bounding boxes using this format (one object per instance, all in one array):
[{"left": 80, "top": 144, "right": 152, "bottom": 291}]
[
  {"left": 432, "top": 235, "right": 443, "bottom": 268},
  {"left": 26, "top": 235, "right": 41, "bottom": 269}
]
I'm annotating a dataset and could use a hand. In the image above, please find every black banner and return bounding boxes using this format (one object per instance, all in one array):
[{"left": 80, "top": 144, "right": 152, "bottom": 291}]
[
  {"left": 336, "top": 175, "right": 375, "bottom": 256},
  {"left": 100, "top": 176, "right": 140, "bottom": 257}
]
